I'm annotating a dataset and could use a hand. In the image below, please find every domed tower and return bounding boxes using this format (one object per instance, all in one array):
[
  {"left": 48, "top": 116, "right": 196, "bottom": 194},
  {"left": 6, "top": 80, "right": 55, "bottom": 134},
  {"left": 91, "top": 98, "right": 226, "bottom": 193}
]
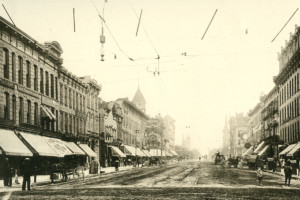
[{"left": 132, "top": 87, "right": 146, "bottom": 112}]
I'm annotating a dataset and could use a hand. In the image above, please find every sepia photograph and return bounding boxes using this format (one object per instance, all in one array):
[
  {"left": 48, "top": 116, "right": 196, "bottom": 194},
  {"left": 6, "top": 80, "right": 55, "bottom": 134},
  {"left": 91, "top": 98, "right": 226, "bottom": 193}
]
[{"left": 1, "top": 0, "right": 300, "bottom": 199}]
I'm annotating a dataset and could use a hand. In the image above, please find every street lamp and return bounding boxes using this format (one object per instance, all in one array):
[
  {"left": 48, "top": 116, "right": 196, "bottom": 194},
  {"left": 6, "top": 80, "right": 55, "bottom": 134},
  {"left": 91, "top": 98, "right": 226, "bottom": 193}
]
[{"left": 135, "top": 130, "right": 139, "bottom": 167}]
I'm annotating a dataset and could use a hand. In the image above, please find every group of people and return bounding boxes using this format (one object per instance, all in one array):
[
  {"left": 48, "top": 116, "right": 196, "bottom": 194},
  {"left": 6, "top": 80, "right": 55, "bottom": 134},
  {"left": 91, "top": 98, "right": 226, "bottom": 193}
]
[{"left": 256, "top": 159, "right": 293, "bottom": 186}]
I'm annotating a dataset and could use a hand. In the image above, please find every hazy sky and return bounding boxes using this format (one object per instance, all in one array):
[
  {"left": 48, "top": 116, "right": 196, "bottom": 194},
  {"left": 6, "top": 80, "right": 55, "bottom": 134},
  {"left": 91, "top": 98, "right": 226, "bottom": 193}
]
[{"left": 1, "top": 0, "right": 300, "bottom": 154}]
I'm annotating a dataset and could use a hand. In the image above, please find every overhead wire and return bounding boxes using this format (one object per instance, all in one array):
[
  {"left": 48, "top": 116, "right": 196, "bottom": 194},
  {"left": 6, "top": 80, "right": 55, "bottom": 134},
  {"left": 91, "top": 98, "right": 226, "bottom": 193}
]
[{"left": 90, "top": 0, "right": 134, "bottom": 61}]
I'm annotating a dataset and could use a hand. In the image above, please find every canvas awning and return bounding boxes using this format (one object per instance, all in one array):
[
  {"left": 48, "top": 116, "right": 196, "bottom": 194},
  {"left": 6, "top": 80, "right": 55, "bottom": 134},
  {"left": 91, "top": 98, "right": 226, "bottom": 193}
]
[
  {"left": 123, "top": 145, "right": 137, "bottom": 156},
  {"left": 141, "top": 149, "right": 151, "bottom": 157},
  {"left": 258, "top": 145, "right": 269, "bottom": 156},
  {"left": 136, "top": 148, "right": 146, "bottom": 157},
  {"left": 169, "top": 149, "right": 178, "bottom": 156},
  {"left": 41, "top": 105, "right": 55, "bottom": 120},
  {"left": 0, "top": 129, "right": 33, "bottom": 157},
  {"left": 64, "top": 141, "right": 86, "bottom": 155},
  {"left": 254, "top": 141, "right": 265, "bottom": 154},
  {"left": 287, "top": 142, "right": 300, "bottom": 157},
  {"left": 19, "top": 132, "right": 58, "bottom": 157},
  {"left": 279, "top": 144, "right": 297, "bottom": 156},
  {"left": 42, "top": 137, "right": 72, "bottom": 157},
  {"left": 79, "top": 144, "right": 97, "bottom": 157},
  {"left": 109, "top": 146, "right": 126, "bottom": 158},
  {"left": 242, "top": 146, "right": 254, "bottom": 157},
  {"left": 149, "top": 149, "right": 165, "bottom": 157}
]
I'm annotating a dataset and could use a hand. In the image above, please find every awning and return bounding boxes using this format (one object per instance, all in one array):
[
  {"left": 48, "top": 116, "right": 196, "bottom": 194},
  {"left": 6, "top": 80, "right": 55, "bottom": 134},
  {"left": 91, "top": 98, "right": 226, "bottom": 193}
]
[
  {"left": 248, "top": 154, "right": 257, "bottom": 163},
  {"left": 169, "top": 149, "right": 179, "bottom": 156},
  {"left": 279, "top": 143, "right": 297, "bottom": 156},
  {"left": 254, "top": 141, "right": 265, "bottom": 154},
  {"left": 149, "top": 149, "right": 165, "bottom": 157},
  {"left": 79, "top": 144, "right": 97, "bottom": 157},
  {"left": 64, "top": 141, "right": 86, "bottom": 155},
  {"left": 19, "top": 132, "right": 58, "bottom": 157},
  {"left": 42, "top": 137, "right": 72, "bottom": 157},
  {"left": 41, "top": 105, "right": 55, "bottom": 120},
  {"left": 123, "top": 145, "right": 137, "bottom": 156},
  {"left": 287, "top": 142, "right": 300, "bottom": 157},
  {"left": 136, "top": 148, "right": 146, "bottom": 157},
  {"left": 141, "top": 149, "right": 151, "bottom": 157},
  {"left": 258, "top": 145, "right": 269, "bottom": 156},
  {"left": 0, "top": 129, "right": 33, "bottom": 157},
  {"left": 242, "top": 146, "right": 254, "bottom": 157},
  {"left": 109, "top": 146, "right": 126, "bottom": 158},
  {"left": 164, "top": 150, "right": 172, "bottom": 157}
]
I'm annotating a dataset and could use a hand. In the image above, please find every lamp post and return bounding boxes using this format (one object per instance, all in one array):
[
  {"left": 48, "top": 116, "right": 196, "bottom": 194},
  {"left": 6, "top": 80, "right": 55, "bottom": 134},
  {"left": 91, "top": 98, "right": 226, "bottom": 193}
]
[{"left": 135, "top": 130, "right": 139, "bottom": 167}]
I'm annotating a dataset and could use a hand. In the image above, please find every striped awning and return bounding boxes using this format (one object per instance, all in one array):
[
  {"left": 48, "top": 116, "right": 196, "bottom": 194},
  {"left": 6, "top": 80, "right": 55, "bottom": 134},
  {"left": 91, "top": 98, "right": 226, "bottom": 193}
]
[{"left": 279, "top": 144, "right": 297, "bottom": 156}]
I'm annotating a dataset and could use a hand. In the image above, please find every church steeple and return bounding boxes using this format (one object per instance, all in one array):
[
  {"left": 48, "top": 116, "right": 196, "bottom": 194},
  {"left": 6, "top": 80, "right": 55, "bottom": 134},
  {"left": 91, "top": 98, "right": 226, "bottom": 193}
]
[{"left": 132, "top": 87, "right": 146, "bottom": 112}]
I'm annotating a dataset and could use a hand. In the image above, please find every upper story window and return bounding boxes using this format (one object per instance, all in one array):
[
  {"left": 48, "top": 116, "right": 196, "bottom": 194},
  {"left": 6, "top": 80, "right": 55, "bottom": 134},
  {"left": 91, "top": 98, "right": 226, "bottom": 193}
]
[
  {"left": 18, "top": 56, "right": 23, "bottom": 85},
  {"left": 40, "top": 68, "right": 44, "bottom": 94},
  {"left": 27, "top": 100, "right": 31, "bottom": 124},
  {"left": 4, "top": 92, "right": 10, "bottom": 120},
  {"left": 55, "top": 77, "right": 58, "bottom": 100},
  {"left": 45, "top": 71, "right": 49, "bottom": 96},
  {"left": 19, "top": 97, "right": 24, "bottom": 124},
  {"left": 26, "top": 61, "right": 31, "bottom": 88},
  {"left": 34, "top": 65, "right": 38, "bottom": 91},
  {"left": 50, "top": 74, "right": 54, "bottom": 98},
  {"left": 60, "top": 84, "right": 63, "bottom": 104},
  {"left": 3, "top": 48, "right": 9, "bottom": 79},
  {"left": 12, "top": 52, "right": 16, "bottom": 82},
  {"left": 65, "top": 87, "right": 68, "bottom": 107}
]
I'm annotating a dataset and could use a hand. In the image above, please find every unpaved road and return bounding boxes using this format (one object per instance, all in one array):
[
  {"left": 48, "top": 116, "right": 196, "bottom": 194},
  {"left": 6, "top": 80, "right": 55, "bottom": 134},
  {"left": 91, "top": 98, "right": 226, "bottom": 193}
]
[{"left": 7, "top": 160, "right": 300, "bottom": 199}]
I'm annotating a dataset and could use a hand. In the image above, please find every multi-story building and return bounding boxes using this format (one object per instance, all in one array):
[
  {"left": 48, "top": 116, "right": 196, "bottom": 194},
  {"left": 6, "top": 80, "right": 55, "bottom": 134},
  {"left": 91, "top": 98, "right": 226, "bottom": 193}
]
[
  {"left": 163, "top": 115, "right": 176, "bottom": 151},
  {"left": 116, "top": 89, "right": 148, "bottom": 149},
  {"left": 274, "top": 26, "right": 300, "bottom": 146},
  {"left": 261, "top": 86, "right": 279, "bottom": 158},
  {"left": 229, "top": 113, "right": 249, "bottom": 157},
  {"left": 0, "top": 16, "right": 100, "bottom": 168}
]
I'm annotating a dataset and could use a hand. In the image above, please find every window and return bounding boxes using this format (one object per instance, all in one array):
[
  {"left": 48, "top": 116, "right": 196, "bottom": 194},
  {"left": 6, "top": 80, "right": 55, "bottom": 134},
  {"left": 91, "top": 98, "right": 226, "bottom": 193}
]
[
  {"left": 56, "top": 110, "right": 58, "bottom": 132},
  {"left": 65, "top": 113, "right": 68, "bottom": 133},
  {"left": 69, "top": 115, "right": 72, "bottom": 133},
  {"left": 4, "top": 92, "right": 10, "bottom": 120},
  {"left": 73, "top": 91, "right": 75, "bottom": 110},
  {"left": 76, "top": 93, "right": 78, "bottom": 110},
  {"left": 51, "top": 108, "right": 55, "bottom": 131},
  {"left": 60, "top": 111, "right": 64, "bottom": 132},
  {"left": 60, "top": 84, "right": 63, "bottom": 104},
  {"left": 50, "top": 74, "right": 54, "bottom": 98},
  {"left": 27, "top": 100, "right": 31, "bottom": 124},
  {"left": 26, "top": 61, "right": 31, "bottom": 88},
  {"left": 19, "top": 97, "right": 24, "bottom": 124},
  {"left": 40, "top": 68, "right": 44, "bottom": 94},
  {"left": 18, "top": 56, "right": 23, "bottom": 84},
  {"left": 83, "top": 97, "right": 85, "bottom": 112},
  {"left": 55, "top": 77, "right": 58, "bottom": 100},
  {"left": 45, "top": 71, "right": 49, "bottom": 96},
  {"left": 34, "top": 103, "right": 38, "bottom": 125},
  {"left": 65, "top": 87, "right": 68, "bottom": 106},
  {"left": 34, "top": 65, "right": 38, "bottom": 91},
  {"left": 12, "top": 95, "right": 16, "bottom": 121},
  {"left": 80, "top": 95, "right": 82, "bottom": 111},
  {"left": 3, "top": 48, "right": 9, "bottom": 79},
  {"left": 69, "top": 89, "right": 72, "bottom": 108},
  {"left": 12, "top": 53, "right": 16, "bottom": 82}
]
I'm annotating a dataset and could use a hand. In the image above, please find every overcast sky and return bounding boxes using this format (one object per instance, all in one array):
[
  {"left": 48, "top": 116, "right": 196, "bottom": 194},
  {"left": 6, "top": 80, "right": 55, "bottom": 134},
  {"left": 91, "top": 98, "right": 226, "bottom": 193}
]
[{"left": 1, "top": 0, "right": 300, "bottom": 154}]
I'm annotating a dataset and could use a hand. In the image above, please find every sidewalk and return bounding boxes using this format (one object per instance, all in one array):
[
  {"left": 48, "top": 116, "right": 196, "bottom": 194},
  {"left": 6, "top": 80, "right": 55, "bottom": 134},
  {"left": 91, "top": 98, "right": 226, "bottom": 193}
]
[{"left": 0, "top": 165, "right": 135, "bottom": 193}]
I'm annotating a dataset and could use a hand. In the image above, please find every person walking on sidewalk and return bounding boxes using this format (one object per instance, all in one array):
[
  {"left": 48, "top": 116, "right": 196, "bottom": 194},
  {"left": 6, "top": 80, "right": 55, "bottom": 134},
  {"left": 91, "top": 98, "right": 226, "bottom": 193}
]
[
  {"left": 115, "top": 159, "right": 120, "bottom": 171},
  {"left": 21, "top": 158, "right": 32, "bottom": 191},
  {"left": 256, "top": 166, "right": 263, "bottom": 186},
  {"left": 284, "top": 160, "right": 293, "bottom": 186}
]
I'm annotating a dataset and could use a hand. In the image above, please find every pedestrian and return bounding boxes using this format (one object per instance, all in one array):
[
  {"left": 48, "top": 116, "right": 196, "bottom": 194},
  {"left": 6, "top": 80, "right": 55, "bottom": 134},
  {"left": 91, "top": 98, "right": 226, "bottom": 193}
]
[
  {"left": 284, "top": 160, "right": 293, "bottom": 186},
  {"left": 21, "top": 158, "right": 32, "bottom": 191},
  {"left": 115, "top": 159, "right": 119, "bottom": 171},
  {"left": 256, "top": 166, "right": 263, "bottom": 186}
]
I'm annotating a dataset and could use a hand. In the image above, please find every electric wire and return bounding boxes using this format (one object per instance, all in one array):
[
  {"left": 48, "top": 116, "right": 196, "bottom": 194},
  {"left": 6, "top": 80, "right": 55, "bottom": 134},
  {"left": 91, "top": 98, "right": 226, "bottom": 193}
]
[
  {"left": 271, "top": 8, "right": 298, "bottom": 43},
  {"left": 90, "top": 0, "right": 134, "bottom": 61}
]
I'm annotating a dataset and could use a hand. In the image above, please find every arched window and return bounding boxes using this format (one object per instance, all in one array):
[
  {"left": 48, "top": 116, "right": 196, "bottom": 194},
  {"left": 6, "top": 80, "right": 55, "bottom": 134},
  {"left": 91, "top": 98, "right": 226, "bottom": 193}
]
[
  {"left": 12, "top": 95, "right": 16, "bottom": 121},
  {"left": 27, "top": 100, "right": 31, "bottom": 124},
  {"left": 34, "top": 103, "right": 38, "bottom": 125},
  {"left": 26, "top": 61, "right": 31, "bottom": 88},
  {"left": 18, "top": 56, "right": 23, "bottom": 84},
  {"left": 19, "top": 97, "right": 24, "bottom": 124},
  {"left": 12, "top": 53, "right": 16, "bottom": 82},
  {"left": 4, "top": 92, "right": 10, "bottom": 120},
  {"left": 3, "top": 48, "right": 9, "bottom": 79}
]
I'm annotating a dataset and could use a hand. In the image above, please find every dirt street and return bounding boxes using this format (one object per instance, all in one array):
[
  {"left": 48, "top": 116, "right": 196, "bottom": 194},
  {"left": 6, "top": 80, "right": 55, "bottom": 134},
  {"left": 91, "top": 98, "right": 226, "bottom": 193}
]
[{"left": 7, "top": 160, "right": 300, "bottom": 199}]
